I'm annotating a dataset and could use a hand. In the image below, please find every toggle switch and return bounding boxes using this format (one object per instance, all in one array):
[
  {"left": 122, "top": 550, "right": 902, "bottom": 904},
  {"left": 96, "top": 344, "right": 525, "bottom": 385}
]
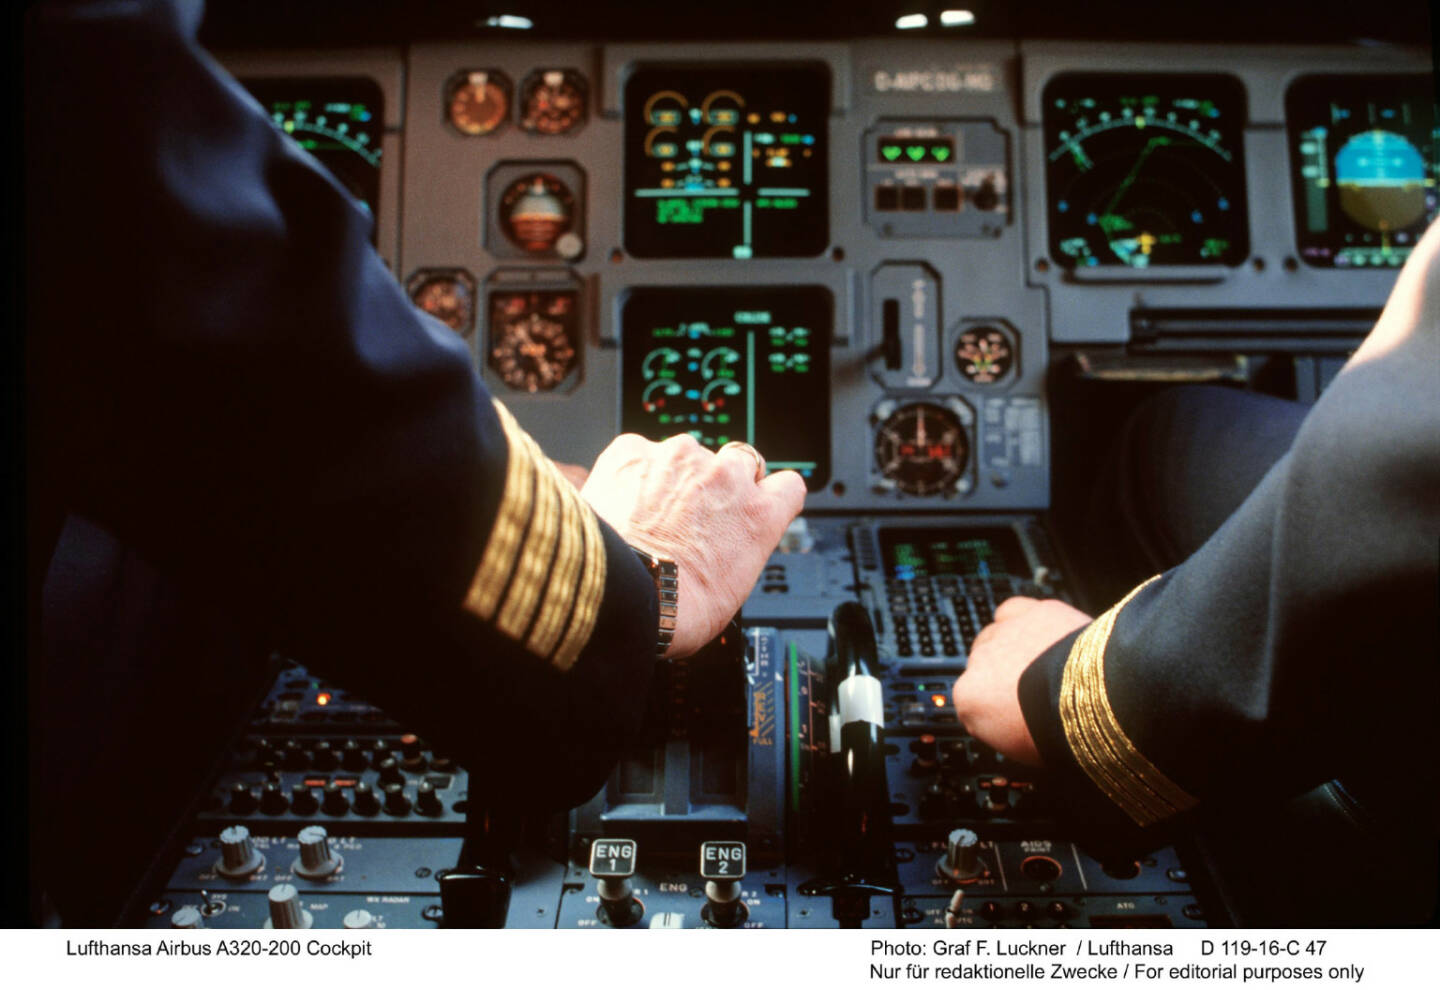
[
  {"left": 589, "top": 838, "right": 642, "bottom": 928},
  {"left": 699, "top": 840, "right": 748, "bottom": 928}
]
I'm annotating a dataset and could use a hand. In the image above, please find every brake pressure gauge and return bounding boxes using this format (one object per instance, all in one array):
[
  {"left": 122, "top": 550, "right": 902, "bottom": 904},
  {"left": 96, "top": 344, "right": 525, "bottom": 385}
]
[
  {"left": 446, "top": 70, "right": 511, "bottom": 136},
  {"left": 520, "top": 69, "right": 589, "bottom": 136}
]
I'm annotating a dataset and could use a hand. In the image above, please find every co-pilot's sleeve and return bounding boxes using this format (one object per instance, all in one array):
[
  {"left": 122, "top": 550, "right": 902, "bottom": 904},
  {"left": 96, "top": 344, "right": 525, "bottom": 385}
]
[
  {"left": 1017, "top": 225, "right": 1440, "bottom": 846},
  {"left": 26, "top": 0, "right": 657, "bottom": 808}
]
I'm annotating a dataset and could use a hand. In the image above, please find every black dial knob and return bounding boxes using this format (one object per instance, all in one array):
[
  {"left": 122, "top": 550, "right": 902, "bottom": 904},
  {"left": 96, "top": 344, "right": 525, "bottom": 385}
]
[
  {"left": 281, "top": 739, "right": 308, "bottom": 771},
  {"left": 260, "top": 781, "right": 289, "bottom": 815},
  {"left": 311, "top": 741, "right": 339, "bottom": 772},
  {"left": 340, "top": 740, "right": 368, "bottom": 772},
  {"left": 415, "top": 780, "right": 443, "bottom": 817},
  {"left": 377, "top": 757, "right": 404, "bottom": 786},
  {"left": 216, "top": 824, "right": 266, "bottom": 878},
  {"left": 352, "top": 782, "right": 380, "bottom": 816},
  {"left": 428, "top": 756, "right": 456, "bottom": 774},
  {"left": 228, "top": 782, "right": 258, "bottom": 815},
  {"left": 290, "top": 784, "right": 319, "bottom": 816},
  {"left": 321, "top": 782, "right": 350, "bottom": 816},
  {"left": 382, "top": 783, "right": 411, "bottom": 816}
]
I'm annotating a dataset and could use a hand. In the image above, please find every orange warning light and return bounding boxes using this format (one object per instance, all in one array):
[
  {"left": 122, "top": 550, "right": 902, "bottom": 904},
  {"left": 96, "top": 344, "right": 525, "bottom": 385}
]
[{"left": 315, "top": 692, "right": 332, "bottom": 706}]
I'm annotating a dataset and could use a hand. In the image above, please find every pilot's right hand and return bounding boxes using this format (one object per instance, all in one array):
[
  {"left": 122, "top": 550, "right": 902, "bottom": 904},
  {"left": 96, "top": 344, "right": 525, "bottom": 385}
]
[{"left": 579, "top": 433, "right": 806, "bottom": 658}]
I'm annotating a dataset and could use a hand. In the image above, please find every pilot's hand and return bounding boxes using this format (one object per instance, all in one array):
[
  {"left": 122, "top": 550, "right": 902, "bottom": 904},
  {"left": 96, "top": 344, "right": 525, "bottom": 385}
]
[
  {"left": 952, "top": 596, "right": 1092, "bottom": 767},
  {"left": 579, "top": 433, "right": 806, "bottom": 658}
]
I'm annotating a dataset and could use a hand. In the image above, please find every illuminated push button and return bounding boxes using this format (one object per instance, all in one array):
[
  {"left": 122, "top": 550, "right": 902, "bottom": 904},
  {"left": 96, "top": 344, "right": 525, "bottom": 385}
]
[
  {"left": 264, "top": 883, "right": 313, "bottom": 930},
  {"left": 932, "top": 184, "right": 961, "bottom": 212},
  {"left": 1047, "top": 901, "right": 1070, "bottom": 921},
  {"left": 874, "top": 185, "right": 900, "bottom": 212},
  {"left": 415, "top": 780, "right": 444, "bottom": 817},
  {"left": 170, "top": 906, "right": 204, "bottom": 929},
  {"left": 1014, "top": 900, "right": 1036, "bottom": 923},
  {"left": 699, "top": 840, "right": 747, "bottom": 929},
  {"left": 216, "top": 825, "right": 266, "bottom": 879},
  {"left": 352, "top": 782, "right": 380, "bottom": 816},
  {"left": 978, "top": 900, "right": 1003, "bottom": 922},
  {"left": 343, "top": 909, "right": 375, "bottom": 929},
  {"left": 290, "top": 784, "right": 319, "bottom": 816},
  {"left": 292, "top": 825, "right": 343, "bottom": 880},
  {"left": 910, "top": 734, "right": 939, "bottom": 772},
  {"left": 937, "top": 828, "right": 983, "bottom": 884},
  {"left": 321, "top": 782, "right": 350, "bottom": 816},
  {"left": 589, "top": 838, "right": 642, "bottom": 928},
  {"left": 900, "top": 185, "right": 926, "bottom": 211}
]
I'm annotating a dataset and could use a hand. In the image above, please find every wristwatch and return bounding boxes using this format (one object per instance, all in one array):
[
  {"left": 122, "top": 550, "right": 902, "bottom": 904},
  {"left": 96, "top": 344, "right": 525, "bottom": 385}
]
[{"left": 632, "top": 546, "right": 678, "bottom": 658}]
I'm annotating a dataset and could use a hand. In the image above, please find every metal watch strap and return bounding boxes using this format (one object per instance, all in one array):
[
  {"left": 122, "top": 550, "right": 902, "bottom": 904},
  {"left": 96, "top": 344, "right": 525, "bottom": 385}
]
[{"left": 632, "top": 547, "right": 678, "bottom": 657}]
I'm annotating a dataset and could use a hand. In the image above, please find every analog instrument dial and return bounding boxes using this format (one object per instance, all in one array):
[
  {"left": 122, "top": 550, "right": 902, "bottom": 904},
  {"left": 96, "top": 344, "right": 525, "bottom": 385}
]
[
  {"left": 498, "top": 173, "right": 577, "bottom": 254},
  {"left": 874, "top": 402, "right": 969, "bottom": 496},
  {"left": 488, "top": 292, "right": 579, "bottom": 392},
  {"left": 407, "top": 269, "right": 476, "bottom": 336},
  {"left": 520, "top": 69, "right": 588, "bottom": 136},
  {"left": 446, "top": 70, "right": 511, "bottom": 136},
  {"left": 954, "top": 326, "right": 1014, "bottom": 384}
]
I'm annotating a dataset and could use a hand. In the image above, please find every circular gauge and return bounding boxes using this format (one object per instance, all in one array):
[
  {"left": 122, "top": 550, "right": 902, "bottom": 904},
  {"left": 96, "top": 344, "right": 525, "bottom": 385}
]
[
  {"left": 874, "top": 401, "right": 970, "bottom": 496},
  {"left": 520, "top": 69, "right": 588, "bottom": 136},
  {"left": 407, "top": 269, "right": 476, "bottom": 336},
  {"left": 955, "top": 326, "right": 1014, "bottom": 384},
  {"left": 498, "top": 173, "right": 576, "bottom": 253},
  {"left": 488, "top": 292, "right": 579, "bottom": 392},
  {"left": 446, "top": 70, "right": 511, "bottom": 136},
  {"left": 1044, "top": 74, "right": 1249, "bottom": 268}
]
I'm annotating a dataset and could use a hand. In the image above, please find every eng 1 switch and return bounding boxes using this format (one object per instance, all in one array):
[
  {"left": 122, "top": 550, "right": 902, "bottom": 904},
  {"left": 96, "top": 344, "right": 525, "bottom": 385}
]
[
  {"left": 699, "top": 840, "right": 747, "bottom": 928},
  {"left": 588, "top": 838, "right": 642, "bottom": 928}
]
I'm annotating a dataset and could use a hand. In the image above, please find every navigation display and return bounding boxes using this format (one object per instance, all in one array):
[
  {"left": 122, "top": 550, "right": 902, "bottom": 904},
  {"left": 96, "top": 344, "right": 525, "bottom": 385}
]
[
  {"left": 1043, "top": 73, "right": 1249, "bottom": 268},
  {"left": 623, "top": 65, "right": 829, "bottom": 259},
  {"left": 621, "top": 287, "right": 831, "bottom": 489},
  {"left": 879, "top": 527, "right": 1027, "bottom": 581},
  {"left": 243, "top": 77, "right": 384, "bottom": 239},
  {"left": 1286, "top": 74, "right": 1438, "bottom": 268}
]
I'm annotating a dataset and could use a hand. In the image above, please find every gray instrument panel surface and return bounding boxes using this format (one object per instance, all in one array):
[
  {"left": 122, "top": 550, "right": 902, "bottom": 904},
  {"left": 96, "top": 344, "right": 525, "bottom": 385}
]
[{"left": 221, "top": 40, "right": 1424, "bottom": 512}]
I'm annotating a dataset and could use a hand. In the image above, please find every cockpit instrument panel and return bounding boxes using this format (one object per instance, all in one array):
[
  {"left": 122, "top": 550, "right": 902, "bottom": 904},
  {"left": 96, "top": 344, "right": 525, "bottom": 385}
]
[
  {"left": 1043, "top": 73, "right": 1249, "bottom": 269},
  {"left": 623, "top": 64, "right": 830, "bottom": 259},
  {"left": 1286, "top": 74, "right": 1438, "bottom": 269},
  {"left": 621, "top": 287, "right": 831, "bottom": 489},
  {"left": 243, "top": 77, "right": 383, "bottom": 239}
]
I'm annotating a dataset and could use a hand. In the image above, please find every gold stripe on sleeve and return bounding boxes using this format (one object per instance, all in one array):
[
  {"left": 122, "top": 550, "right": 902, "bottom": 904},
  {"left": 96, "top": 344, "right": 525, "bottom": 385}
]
[
  {"left": 495, "top": 427, "right": 562, "bottom": 640},
  {"left": 550, "top": 497, "right": 607, "bottom": 672},
  {"left": 463, "top": 401, "right": 537, "bottom": 621},
  {"left": 526, "top": 460, "right": 587, "bottom": 658},
  {"left": 1058, "top": 576, "right": 1199, "bottom": 828}
]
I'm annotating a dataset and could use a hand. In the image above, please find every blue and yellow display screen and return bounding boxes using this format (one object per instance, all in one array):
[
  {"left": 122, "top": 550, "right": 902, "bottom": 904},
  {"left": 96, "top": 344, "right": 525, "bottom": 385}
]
[
  {"left": 1286, "top": 74, "right": 1438, "bottom": 268},
  {"left": 880, "top": 527, "right": 1026, "bottom": 581},
  {"left": 623, "top": 64, "right": 829, "bottom": 259},
  {"left": 243, "top": 76, "right": 384, "bottom": 240},
  {"left": 621, "top": 287, "right": 831, "bottom": 490}
]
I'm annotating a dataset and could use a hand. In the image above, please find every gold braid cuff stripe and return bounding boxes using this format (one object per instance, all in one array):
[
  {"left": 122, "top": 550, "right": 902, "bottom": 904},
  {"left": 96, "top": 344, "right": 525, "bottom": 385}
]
[
  {"left": 1058, "top": 576, "right": 1198, "bottom": 828},
  {"left": 463, "top": 401, "right": 606, "bottom": 671}
]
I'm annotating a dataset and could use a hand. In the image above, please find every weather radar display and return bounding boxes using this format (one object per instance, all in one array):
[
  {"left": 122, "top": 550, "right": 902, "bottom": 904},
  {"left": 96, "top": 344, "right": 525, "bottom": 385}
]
[
  {"left": 623, "top": 65, "right": 830, "bottom": 259},
  {"left": 1043, "top": 73, "right": 1249, "bottom": 269},
  {"left": 1287, "top": 75, "right": 1438, "bottom": 268}
]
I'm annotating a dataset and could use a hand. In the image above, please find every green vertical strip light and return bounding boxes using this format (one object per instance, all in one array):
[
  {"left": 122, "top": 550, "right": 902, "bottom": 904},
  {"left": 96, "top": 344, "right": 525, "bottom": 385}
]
[
  {"left": 788, "top": 641, "right": 801, "bottom": 813},
  {"left": 746, "top": 330, "right": 756, "bottom": 444}
]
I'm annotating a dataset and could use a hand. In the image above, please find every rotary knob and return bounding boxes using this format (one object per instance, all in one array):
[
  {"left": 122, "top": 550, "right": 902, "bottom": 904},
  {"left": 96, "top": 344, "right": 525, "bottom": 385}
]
[
  {"left": 228, "top": 782, "right": 258, "bottom": 815},
  {"left": 281, "top": 739, "right": 308, "bottom": 770},
  {"left": 343, "top": 909, "right": 375, "bottom": 929},
  {"left": 352, "top": 782, "right": 380, "bottom": 816},
  {"left": 264, "top": 883, "right": 313, "bottom": 929},
  {"left": 215, "top": 825, "right": 266, "bottom": 878},
  {"left": 936, "top": 828, "right": 983, "bottom": 884},
  {"left": 341, "top": 740, "right": 369, "bottom": 772},
  {"left": 377, "top": 757, "right": 405, "bottom": 786},
  {"left": 322, "top": 782, "right": 350, "bottom": 816},
  {"left": 290, "top": 784, "right": 319, "bottom": 816},
  {"left": 259, "top": 781, "right": 289, "bottom": 815},
  {"left": 383, "top": 783, "right": 412, "bottom": 816},
  {"left": 415, "top": 780, "right": 444, "bottom": 817},
  {"left": 292, "top": 825, "right": 344, "bottom": 880},
  {"left": 312, "top": 741, "right": 340, "bottom": 772}
]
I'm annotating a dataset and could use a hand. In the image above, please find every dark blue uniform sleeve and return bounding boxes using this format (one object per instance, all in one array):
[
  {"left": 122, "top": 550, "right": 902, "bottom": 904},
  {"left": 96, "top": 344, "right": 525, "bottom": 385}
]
[
  {"left": 1016, "top": 228, "right": 1440, "bottom": 846},
  {"left": 26, "top": 0, "right": 657, "bottom": 808}
]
